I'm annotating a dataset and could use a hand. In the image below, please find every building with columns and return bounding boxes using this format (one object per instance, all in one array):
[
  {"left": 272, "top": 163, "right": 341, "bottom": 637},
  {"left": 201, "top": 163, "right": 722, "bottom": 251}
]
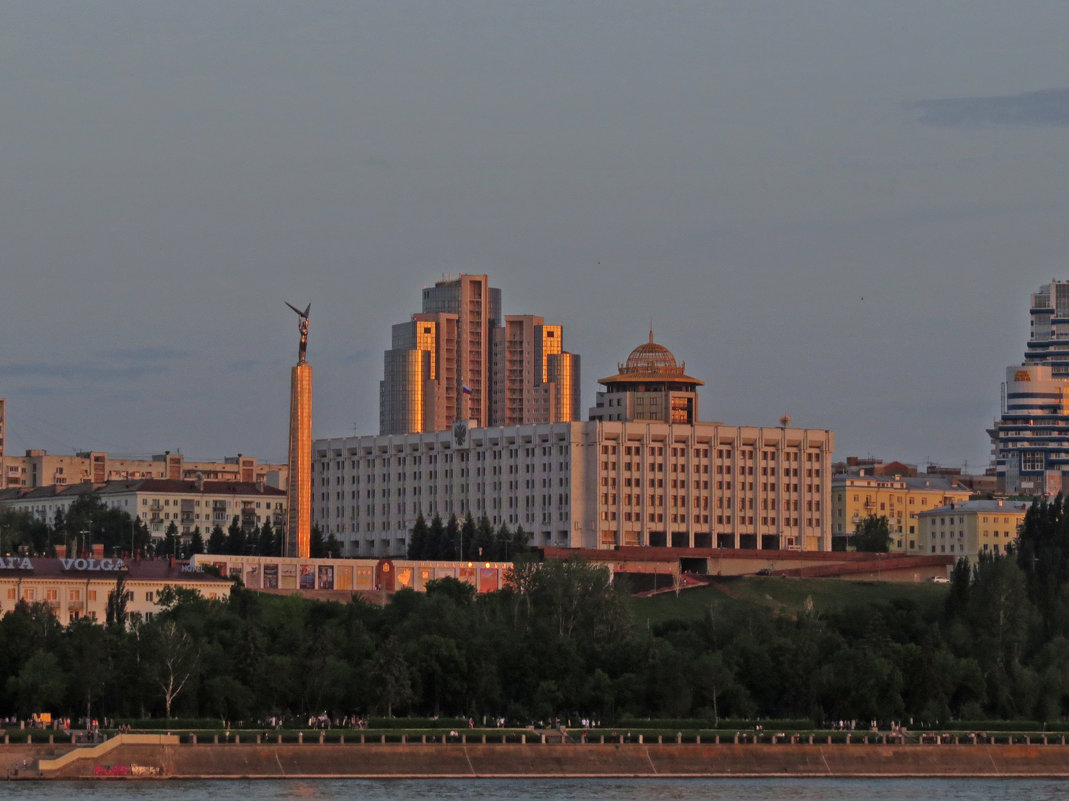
[{"left": 316, "top": 336, "right": 833, "bottom": 556}]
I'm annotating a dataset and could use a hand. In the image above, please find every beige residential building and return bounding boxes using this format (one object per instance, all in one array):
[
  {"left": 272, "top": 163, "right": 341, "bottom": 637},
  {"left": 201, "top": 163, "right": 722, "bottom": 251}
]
[
  {"left": 0, "top": 449, "right": 286, "bottom": 491},
  {"left": 917, "top": 499, "right": 1028, "bottom": 563},
  {"left": 0, "top": 479, "right": 285, "bottom": 542},
  {"left": 0, "top": 557, "right": 231, "bottom": 626},
  {"left": 831, "top": 474, "right": 972, "bottom": 553}
]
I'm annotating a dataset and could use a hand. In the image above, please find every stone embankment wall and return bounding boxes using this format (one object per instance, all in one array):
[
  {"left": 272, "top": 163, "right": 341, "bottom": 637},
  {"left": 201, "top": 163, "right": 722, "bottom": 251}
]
[{"left": 18, "top": 740, "right": 1069, "bottom": 779}]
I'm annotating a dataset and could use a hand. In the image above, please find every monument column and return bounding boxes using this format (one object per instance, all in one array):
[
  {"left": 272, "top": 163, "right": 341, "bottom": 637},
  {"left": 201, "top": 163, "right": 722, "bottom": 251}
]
[{"left": 285, "top": 302, "right": 312, "bottom": 558}]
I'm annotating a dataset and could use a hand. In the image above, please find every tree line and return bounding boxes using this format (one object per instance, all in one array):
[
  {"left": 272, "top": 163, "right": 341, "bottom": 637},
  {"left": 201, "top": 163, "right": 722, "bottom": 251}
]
[
  {"left": 406, "top": 513, "right": 531, "bottom": 562},
  {"left": 3, "top": 495, "right": 1069, "bottom": 726}
]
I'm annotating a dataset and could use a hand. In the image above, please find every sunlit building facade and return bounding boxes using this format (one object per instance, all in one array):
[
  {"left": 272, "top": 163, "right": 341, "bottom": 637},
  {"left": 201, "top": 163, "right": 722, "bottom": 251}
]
[
  {"left": 321, "top": 336, "right": 833, "bottom": 557},
  {"left": 0, "top": 449, "right": 287, "bottom": 491},
  {"left": 831, "top": 474, "right": 972, "bottom": 553},
  {"left": 379, "top": 275, "right": 580, "bottom": 434},
  {"left": 990, "top": 281, "right": 1069, "bottom": 494},
  {"left": 917, "top": 499, "right": 1027, "bottom": 563}
]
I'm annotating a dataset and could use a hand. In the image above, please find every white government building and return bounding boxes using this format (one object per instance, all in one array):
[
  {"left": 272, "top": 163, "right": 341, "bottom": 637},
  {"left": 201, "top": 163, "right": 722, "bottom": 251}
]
[{"left": 315, "top": 337, "right": 834, "bottom": 556}]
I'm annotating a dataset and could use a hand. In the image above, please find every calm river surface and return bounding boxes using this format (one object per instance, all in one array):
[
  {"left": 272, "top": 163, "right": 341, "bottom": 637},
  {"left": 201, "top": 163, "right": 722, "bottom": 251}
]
[{"left": 5, "top": 778, "right": 1068, "bottom": 801}]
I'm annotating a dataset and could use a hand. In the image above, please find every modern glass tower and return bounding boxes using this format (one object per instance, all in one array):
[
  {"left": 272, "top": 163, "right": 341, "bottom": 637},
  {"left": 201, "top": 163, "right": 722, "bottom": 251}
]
[{"left": 989, "top": 281, "right": 1069, "bottom": 495}]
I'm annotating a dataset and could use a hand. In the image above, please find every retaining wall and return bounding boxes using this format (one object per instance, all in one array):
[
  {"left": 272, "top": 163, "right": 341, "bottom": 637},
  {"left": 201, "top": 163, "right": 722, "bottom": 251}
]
[{"left": 20, "top": 740, "right": 1069, "bottom": 779}]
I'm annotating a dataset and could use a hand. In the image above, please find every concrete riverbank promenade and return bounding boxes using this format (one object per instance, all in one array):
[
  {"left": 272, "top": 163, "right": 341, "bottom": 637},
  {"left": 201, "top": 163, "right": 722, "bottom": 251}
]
[{"left": 6, "top": 733, "right": 1069, "bottom": 779}]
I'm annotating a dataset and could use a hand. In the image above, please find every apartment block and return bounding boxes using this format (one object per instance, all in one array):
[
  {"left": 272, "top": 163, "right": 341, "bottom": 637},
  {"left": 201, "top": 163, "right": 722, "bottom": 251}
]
[
  {"left": 379, "top": 274, "right": 580, "bottom": 434},
  {"left": 0, "top": 478, "right": 285, "bottom": 541},
  {"left": 831, "top": 474, "right": 972, "bottom": 553},
  {"left": 917, "top": 499, "right": 1027, "bottom": 563}
]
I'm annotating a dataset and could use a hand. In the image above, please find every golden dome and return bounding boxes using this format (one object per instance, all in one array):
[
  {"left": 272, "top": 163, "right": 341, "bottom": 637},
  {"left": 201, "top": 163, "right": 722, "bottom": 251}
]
[
  {"left": 597, "top": 329, "right": 704, "bottom": 388},
  {"left": 619, "top": 330, "right": 684, "bottom": 375},
  {"left": 624, "top": 338, "right": 678, "bottom": 373}
]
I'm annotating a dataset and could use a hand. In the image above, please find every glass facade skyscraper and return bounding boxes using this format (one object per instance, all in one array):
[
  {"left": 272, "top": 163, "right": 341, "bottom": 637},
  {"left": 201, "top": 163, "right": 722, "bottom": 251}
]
[{"left": 990, "top": 280, "right": 1069, "bottom": 494}]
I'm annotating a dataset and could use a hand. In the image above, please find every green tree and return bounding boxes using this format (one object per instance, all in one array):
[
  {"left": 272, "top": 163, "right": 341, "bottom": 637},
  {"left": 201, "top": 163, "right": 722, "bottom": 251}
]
[
  {"left": 369, "top": 636, "right": 414, "bottom": 717},
  {"left": 428, "top": 514, "right": 446, "bottom": 559},
  {"left": 408, "top": 514, "right": 428, "bottom": 559},
  {"left": 7, "top": 650, "right": 68, "bottom": 717},
  {"left": 63, "top": 492, "right": 138, "bottom": 556},
  {"left": 189, "top": 526, "right": 205, "bottom": 556},
  {"left": 460, "top": 516, "right": 476, "bottom": 560},
  {"left": 106, "top": 571, "right": 128, "bottom": 630},
  {"left": 161, "top": 522, "right": 181, "bottom": 559},
  {"left": 226, "top": 517, "right": 245, "bottom": 555},
  {"left": 207, "top": 525, "right": 226, "bottom": 554},
  {"left": 323, "top": 532, "right": 343, "bottom": 558},
  {"left": 256, "top": 520, "right": 275, "bottom": 556},
  {"left": 0, "top": 509, "right": 52, "bottom": 556},
  {"left": 852, "top": 514, "right": 891, "bottom": 552},
  {"left": 443, "top": 514, "right": 460, "bottom": 560},
  {"left": 63, "top": 618, "right": 112, "bottom": 724},
  {"left": 309, "top": 524, "right": 325, "bottom": 557},
  {"left": 473, "top": 515, "right": 494, "bottom": 560}
]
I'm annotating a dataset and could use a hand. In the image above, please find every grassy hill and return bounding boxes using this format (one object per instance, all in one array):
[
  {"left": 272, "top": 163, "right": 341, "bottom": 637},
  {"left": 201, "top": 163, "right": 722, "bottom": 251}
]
[{"left": 630, "top": 576, "right": 950, "bottom": 625}]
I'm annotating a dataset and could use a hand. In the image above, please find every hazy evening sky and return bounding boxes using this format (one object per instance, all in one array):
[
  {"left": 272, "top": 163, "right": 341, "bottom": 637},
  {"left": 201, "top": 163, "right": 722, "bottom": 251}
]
[{"left": 3, "top": 2, "right": 1068, "bottom": 469}]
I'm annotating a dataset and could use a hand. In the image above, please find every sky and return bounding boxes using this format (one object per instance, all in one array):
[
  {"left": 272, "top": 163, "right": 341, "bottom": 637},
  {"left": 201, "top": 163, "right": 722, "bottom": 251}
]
[{"left": 2, "top": 2, "right": 1069, "bottom": 471}]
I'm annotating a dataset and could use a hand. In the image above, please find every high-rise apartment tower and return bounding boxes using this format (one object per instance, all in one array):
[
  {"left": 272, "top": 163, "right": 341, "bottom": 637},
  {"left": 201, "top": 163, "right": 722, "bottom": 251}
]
[
  {"left": 379, "top": 275, "right": 580, "bottom": 434},
  {"left": 989, "top": 280, "right": 1069, "bottom": 494}
]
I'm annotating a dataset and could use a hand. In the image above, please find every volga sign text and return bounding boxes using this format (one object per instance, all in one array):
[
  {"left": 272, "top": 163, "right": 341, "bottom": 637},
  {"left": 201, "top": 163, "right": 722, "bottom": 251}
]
[{"left": 61, "top": 558, "right": 126, "bottom": 572}]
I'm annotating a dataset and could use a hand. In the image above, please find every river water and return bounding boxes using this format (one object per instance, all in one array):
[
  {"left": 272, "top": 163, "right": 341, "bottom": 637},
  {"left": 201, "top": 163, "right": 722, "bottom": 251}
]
[{"left": 5, "top": 778, "right": 1067, "bottom": 801}]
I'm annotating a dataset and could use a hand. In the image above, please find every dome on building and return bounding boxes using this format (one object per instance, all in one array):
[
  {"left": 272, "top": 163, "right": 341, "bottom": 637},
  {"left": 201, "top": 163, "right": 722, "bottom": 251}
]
[
  {"left": 618, "top": 330, "right": 688, "bottom": 376},
  {"left": 597, "top": 329, "right": 703, "bottom": 388},
  {"left": 624, "top": 333, "right": 678, "bottom": 373}
]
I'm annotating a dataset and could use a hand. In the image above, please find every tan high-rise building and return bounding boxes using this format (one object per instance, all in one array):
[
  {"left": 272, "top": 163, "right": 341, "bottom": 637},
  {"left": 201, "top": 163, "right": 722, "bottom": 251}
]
[
  {"left": 379, "top": 275, "right": 580, "bottom": 434},
  {"left": 491, "top": 316, "right": 581, "bottom": 426}
]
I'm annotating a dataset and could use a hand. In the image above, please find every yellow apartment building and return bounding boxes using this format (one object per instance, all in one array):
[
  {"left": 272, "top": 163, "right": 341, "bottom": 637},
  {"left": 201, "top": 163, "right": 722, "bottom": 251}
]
[
  {"left": 917, "top": 499, "right": 1028, "bottom": 563},
  {"left": 832, "top": 474, "right": 972, "bottom": 553}
]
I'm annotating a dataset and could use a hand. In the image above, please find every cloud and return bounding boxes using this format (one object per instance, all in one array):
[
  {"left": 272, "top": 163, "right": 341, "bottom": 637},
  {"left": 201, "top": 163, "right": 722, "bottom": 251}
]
[
  {"left": 341, "top": 348, "right": 373, "bottom": 365},
  {"left": 912, "top": 87, "right": 1069, "bottom": 128},
  {"left": 110, "top": 346, "right": 191, "bottom": 361},
  {"left": 225, "top": 359, "right": 261, "bottom": 374},
  {"left": 0, "top": 362, "right": 167, "bottom": 382}
]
